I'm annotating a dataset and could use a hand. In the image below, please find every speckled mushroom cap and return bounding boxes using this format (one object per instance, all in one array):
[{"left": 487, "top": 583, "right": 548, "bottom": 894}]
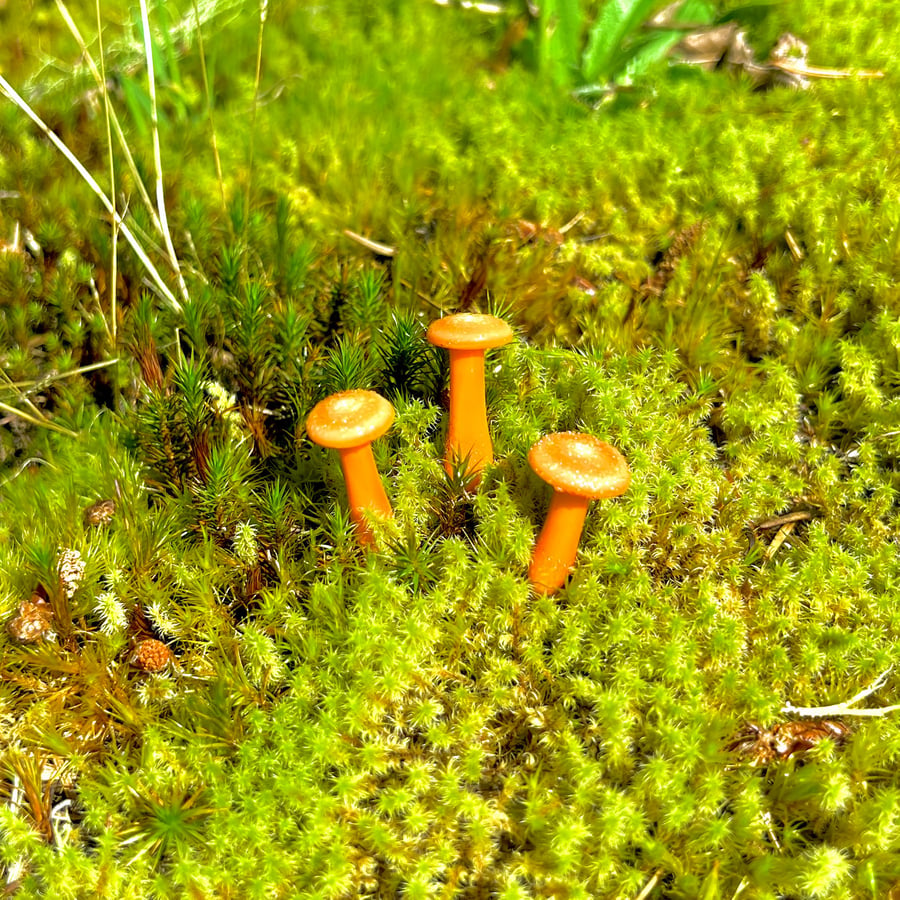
[
  {"left": 529, "top": 432, "right": 630, "bottom": 499},
  {"left": 306, "top": 390, "right": 395, "bottom": 449},
  {"left": 427, "top": 313, "right": 513, "bottom": 350}
]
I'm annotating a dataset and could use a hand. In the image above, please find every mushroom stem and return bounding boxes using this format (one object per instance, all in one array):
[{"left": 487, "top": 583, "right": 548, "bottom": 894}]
[
  {"left": 527, "top": 432, "right": 630, "bottom": 595},
  {"left": 446, "top": 347, "right": 492, "bottom": 479},
  {"left": 337, "top": 443, "right": 392, "bottom": 548},
  {"left": 528, "top": 491, "right": 591, "bottom": 594},
  {"left": 427, "top": 314, "right": 512, "bottom": 485}
]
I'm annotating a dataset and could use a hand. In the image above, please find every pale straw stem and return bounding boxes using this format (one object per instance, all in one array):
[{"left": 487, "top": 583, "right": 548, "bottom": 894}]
[{"left": 139, "top": 0, "right": 190, "bottom": 306}]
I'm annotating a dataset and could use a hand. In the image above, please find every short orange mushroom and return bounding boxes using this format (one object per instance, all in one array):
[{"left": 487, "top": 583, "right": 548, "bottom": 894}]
[
  {"left": 426, "top": 313, "right": 513, "bottom": 482},
  {"left": 528, "top": 432, "right": 630, "bottom": 595},
  {"left": 306, "top": 390, "right": 395, "bottom": 548}
]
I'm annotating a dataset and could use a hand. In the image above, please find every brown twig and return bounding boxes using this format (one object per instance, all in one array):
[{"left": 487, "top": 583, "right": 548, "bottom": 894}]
[
  {"left": 773, "top": 61, "right": 884, "bottom": 80},
  {"left": 753, "top": 510, "right": 814, "bottom": 531}
]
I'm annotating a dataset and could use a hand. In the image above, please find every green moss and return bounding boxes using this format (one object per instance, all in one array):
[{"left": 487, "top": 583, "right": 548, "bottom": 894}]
[{"left": 3, "top": 0, "right": 900, "bottom": 896}]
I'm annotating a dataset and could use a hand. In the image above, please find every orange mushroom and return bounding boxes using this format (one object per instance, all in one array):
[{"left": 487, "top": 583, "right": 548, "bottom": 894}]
[
  {"left": 528, "top": 432, "right": 630, "bottom": 595},
  {"left": 306, "top": 390, "right": 395, "bottom": 548},
  {"left": 426, "top": 313, "right": 513, "bottom": 483}
]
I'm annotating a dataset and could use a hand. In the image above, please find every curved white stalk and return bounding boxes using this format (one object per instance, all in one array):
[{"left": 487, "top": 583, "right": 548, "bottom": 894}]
[{"left": 782, "top": 668, "right": 900, "bottom": 717}]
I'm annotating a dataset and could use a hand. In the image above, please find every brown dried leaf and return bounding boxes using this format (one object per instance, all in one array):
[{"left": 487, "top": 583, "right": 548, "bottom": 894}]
[
  {"left": 84, "top": 498, "right": 116, "bottom": 527},
  {"left": 671, "top": 26, "right": 883, "bottom": 89},
  {"left": 7, "top": 592, "right": 54, "bottom": 644}
]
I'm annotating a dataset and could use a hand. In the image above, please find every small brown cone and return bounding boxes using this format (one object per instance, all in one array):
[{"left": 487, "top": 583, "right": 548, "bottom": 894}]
[
  {"left": 84, "top": 499, "right": 116, "bottom": 527},
  {"left": 131, "top": 638, "right": 172, "bottom": 672}
]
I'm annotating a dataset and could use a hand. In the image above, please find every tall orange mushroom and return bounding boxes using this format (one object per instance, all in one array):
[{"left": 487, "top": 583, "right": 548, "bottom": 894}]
[
  {"left": 426, "top": 313, "right": 513, "bottom": 483},
  {"left": 528, "top": 432, "right": 630, "bottom": 595},
  {"left": 306, "top": 390, "right": 395, "bottom": 548}
]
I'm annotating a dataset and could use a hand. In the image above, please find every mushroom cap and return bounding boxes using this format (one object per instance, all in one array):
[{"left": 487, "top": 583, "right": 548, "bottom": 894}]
[
  {"left": 306, "top": 390, "right": 395, "bottom": 449},
  {"left": 427, "top": 313, "right": 513, "bottom": 350},
  {"left": 529, "top": 432, "right": 630, "bottom": 499}
]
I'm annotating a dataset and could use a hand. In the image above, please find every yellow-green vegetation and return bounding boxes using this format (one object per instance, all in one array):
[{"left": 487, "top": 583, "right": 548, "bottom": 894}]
[{"left": 2, "top": 0, "right": 900, "bottom": 897}]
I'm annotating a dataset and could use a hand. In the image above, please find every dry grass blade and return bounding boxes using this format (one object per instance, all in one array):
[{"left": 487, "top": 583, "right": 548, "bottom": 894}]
[
  {"left": 634, "top": 869, "right": 663, "bottom": 900},
  {"left": 773, "top": 61, "right": 884, "bottom": 80},
  {"left": 782, "top": 668, "right": 900, "bottom": 717},
  {"left": 0, "top": 73, "right": 183, "bottom": 314},
  {"left": 0, "top": 400, "right": 78, "bottom": 438},
  {"left": 5, "top": 359, "right": 120, "bottom": 391},
  {"left": 343, "top": 229, "right": 397, "bottom": 257},
  {"left": 94, "top": 0, "right": 117, "bottom": 347},
  {"left": 54, "top": 0, "right": 162, "bottom": 241},
  {"left": 0, "top": 360, "right": 118, "bottom": 440},
  {"left": 138, "top": 0, "right": 190, "bottom": 306},
  {"left": 753, "top": 510, "right": 814, "bottom": 530}
]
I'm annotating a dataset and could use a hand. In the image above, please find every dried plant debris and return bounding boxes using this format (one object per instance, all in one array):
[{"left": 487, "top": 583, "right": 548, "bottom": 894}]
[
  {"left": 57, "top": 549, "right": 85, "bottom": 600},
  {"left": 782, "top": 668, "right": 900, "bottom": 718},
  {"left": 727, "top": 719, "right": 850, "bottom": 765},
  {"left": 624, "top": 222, "right": 705, "bottom": 324},
  {"left": 7, "top": 588, "right": 54, "bottom": 644},
  {"left": 658, "top": 1, "right": 884, "bottom": 89},
  {"left": 83, "top": 499, "right": 116, "bottom": 527},
  {"left": 342, "top": 229, "right": 396, "bottom": 258}
]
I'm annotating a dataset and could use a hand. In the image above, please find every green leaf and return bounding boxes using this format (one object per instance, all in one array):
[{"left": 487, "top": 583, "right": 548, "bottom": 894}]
[
  {"left": 582, "top": 0, "right": 658, "bottom": 83},
  {"left": 154, "top": 0, "right": 182, "bottom": 89},
  {"left": 699, "top": 860, "right": 721, "bottom": 900},
  {"left": 538, "top": 0, "right": 584, "bottom": 87},
  {"left": 118, "top": 73, "right": 152, "bottom": 140},
  {"left": 620, "top": 0, "right": 717, "bottom": 82},
  {"left": 618, "top": 29, "right": 682, "bottom": 82},
  {"left": 672, "top": 0, "right": 718, "bottom": 20},
  {"left": 717, "top": 2, "right": 780, "bottom": 27}
]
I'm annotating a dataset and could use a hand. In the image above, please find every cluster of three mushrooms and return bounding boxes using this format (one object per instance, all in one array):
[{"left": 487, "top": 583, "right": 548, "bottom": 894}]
[{"left": 306, "top": 313, "right": 630, "bottom": 594}]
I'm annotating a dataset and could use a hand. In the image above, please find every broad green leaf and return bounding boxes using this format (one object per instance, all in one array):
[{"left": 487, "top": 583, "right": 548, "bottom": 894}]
[
  {"left": 538, "top": 0, "right": 584, "bottom": 87},
  {"left": 621, "top": 0, "right": 717, "bottom": 82},
  {"left": 674, "top": 0, "right": 717, "bottom": 21},
  {"left": 154, "top": 0, "right": 182, "bottom": 89},
  {"left": 582, "top": 0, "right": 657, "bottom": 84},
  {"left": 119, "top": 72, "right": 152, "bottom": 140},
  {"left": 620, "top": 29, "right": 686, "bottom": 82}
]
